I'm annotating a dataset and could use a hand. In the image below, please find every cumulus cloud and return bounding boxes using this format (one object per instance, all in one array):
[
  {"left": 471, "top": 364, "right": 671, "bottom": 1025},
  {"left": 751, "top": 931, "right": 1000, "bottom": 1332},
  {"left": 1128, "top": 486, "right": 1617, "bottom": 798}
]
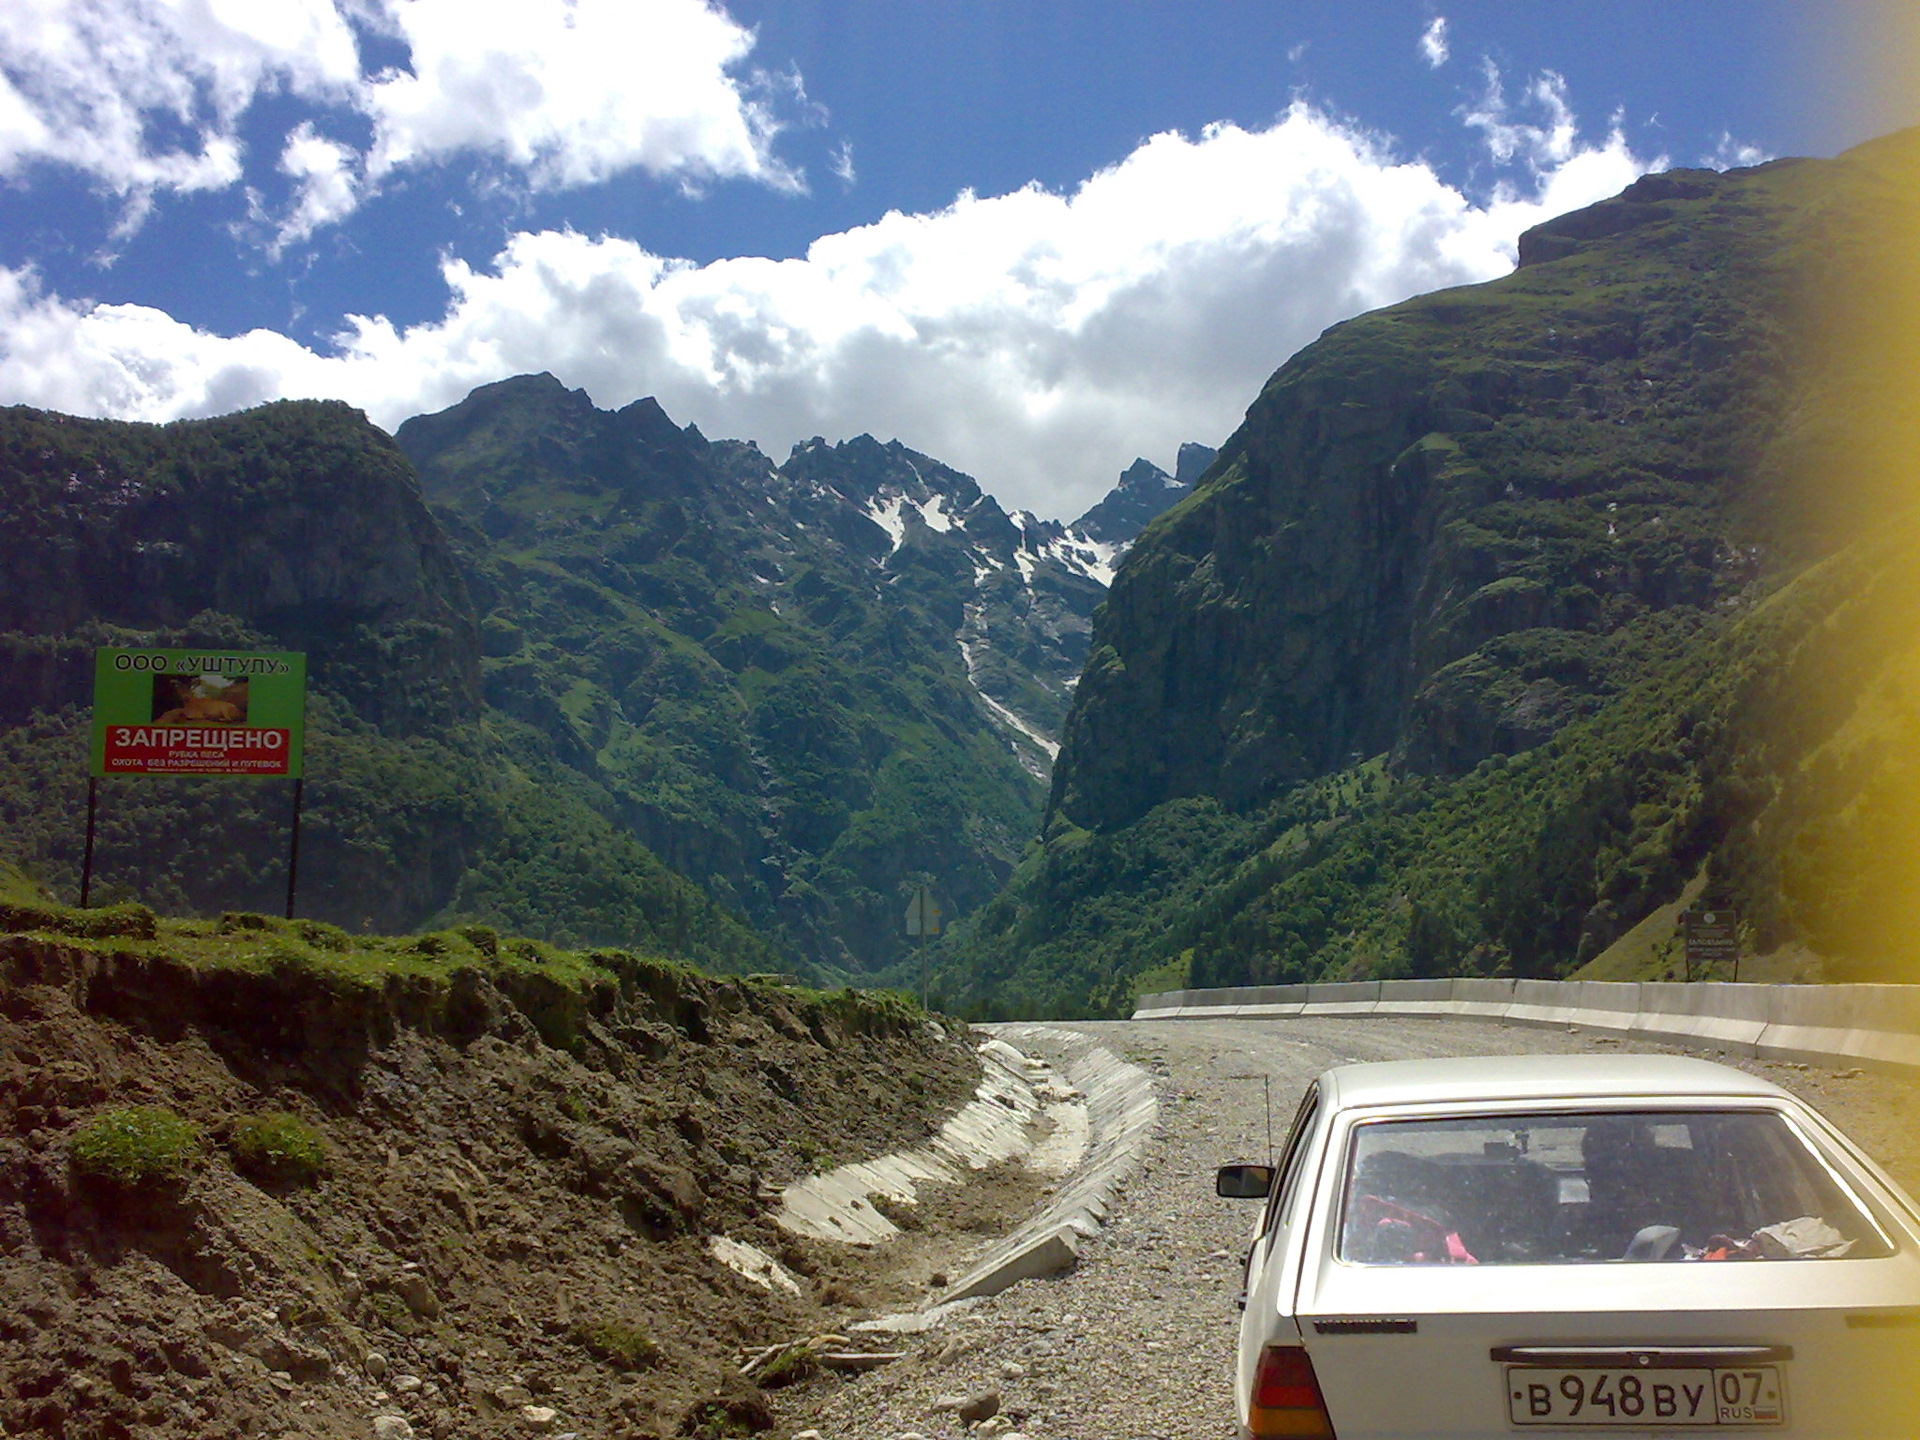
[
  {"left": 1705, "top": 131, "right": 1772, "bottom": 170},
  {"left": 0, "top": 0, "right": 359, "bottom": 197},
  {"left": 1460, "top": 62, "right": 1655, "bottom": 209},
  {"left": 363, "top": 0, "right": 796, "bottom": 192},
  {"left": 268, "top": 123, "right": 363, "bottom": 253},
  {"left": 1420, "top": 17, "right": 1451, "bottom": 68},
  {"left": 1463, "top": 61, "right": 1579, "bottom": 168},
  {"left": 0, "top": 99, "right": 1651, "bottom": 518},
  {"left": 0, "top": 0, "right": 801, "bottom": 238}
]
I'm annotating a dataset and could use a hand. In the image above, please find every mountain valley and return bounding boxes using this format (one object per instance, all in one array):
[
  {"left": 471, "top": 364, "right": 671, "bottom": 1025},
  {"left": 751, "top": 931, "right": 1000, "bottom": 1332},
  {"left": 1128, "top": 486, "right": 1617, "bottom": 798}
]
[{"left": 4, "top": 133, "right": 1920, "bottom": 1014}]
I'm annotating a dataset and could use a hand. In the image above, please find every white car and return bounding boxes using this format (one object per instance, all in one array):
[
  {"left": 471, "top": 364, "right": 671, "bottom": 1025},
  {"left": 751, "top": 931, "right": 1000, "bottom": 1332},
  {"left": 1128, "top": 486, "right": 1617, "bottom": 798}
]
[{"left": 1214, "top": 1054, "right": 1920, "bottom": 1438}]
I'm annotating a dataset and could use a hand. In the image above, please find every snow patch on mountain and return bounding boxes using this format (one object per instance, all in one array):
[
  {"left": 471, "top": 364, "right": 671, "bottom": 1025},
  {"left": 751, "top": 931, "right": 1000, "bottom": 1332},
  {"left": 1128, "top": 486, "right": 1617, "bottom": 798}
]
[
  {"left": 866, "top": 493, "right": 908, "bottom": 552},
  {"left": 958, "top": 602, "right": 1059, "bottom": 780}
]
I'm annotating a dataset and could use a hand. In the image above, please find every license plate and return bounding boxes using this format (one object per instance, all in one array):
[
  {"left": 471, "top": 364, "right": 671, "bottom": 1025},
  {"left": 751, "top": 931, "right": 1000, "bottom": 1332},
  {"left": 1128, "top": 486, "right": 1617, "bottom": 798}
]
[{"left": 1506, "top": 1365, "right": 1785, "bottom": 1427}]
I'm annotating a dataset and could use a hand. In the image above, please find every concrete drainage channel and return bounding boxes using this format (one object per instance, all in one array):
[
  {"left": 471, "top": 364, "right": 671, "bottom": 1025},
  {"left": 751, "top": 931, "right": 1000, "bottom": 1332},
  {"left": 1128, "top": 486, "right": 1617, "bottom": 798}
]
[
  {"left": 755, "top": 1023, "right": 1157, "bottom": 1326},
  {"left": 937, "top": 1025, "right": 1159, "bottom": 1306}
]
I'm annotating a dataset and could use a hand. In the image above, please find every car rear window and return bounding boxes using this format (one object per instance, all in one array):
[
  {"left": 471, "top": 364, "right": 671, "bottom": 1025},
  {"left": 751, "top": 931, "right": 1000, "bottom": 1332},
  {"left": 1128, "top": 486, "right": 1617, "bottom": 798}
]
[{"left": 1338, "top": 1109, "right": 1893, "bottom": 1265}]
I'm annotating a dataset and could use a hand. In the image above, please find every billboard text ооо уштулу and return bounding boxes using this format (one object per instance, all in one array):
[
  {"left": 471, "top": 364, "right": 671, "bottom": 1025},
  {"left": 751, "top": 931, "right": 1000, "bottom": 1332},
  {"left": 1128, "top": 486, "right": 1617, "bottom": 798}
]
[{"left": 89, "top": 649, "right": 307, "bottom": 779}]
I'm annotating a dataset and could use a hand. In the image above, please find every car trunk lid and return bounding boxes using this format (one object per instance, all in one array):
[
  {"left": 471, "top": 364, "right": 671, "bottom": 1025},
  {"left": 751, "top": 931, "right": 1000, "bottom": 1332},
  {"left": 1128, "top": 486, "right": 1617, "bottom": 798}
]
[{"left": 1296, "top": 1267, "right": 1920, "bottom": 1438}]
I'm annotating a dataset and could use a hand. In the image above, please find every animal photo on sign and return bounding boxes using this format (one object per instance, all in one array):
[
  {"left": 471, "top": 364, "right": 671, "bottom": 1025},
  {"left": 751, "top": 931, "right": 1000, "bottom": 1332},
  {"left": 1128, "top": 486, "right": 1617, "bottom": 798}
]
[{"left": 150, "top": 673, "right": 249, "bottom": 724}]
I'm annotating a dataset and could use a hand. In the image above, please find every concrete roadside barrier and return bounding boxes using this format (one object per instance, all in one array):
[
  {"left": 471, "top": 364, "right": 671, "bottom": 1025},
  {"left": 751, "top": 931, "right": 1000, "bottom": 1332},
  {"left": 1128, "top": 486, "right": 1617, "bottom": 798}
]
[
  {"left": 1377, "top": 978, "right": 1455, "bottom": 1017},
  {"left": 1449, "top": 977, "right": 1517, "bottom": 1020},
  {"left": 1757, "top": 984, "right": 1920, "bottom": 1071},
  {"left": 1575, "top": 981, "right": 1643, "bottom": 1030},
  {"left": 1134, "top": 977, "right": 1920, "bottom": 1077},
  {"left": 1303, "top": 980, "right": 1381, "bottom": 1016},
  {"left": 1235, "top": 983, "right": 1310, "bottom": 1017},
  {"left": 1631, "top": 982, "right": 1772, "bottom": 1054},
  {"left": 1506, "top": 977, "right": 1585, "bottom": 1029}
]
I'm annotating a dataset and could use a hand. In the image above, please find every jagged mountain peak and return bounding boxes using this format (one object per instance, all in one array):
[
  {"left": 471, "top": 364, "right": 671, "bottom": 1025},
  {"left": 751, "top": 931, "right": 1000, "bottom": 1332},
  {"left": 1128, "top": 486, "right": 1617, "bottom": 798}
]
[
  {"left": 1175, "top": 441, "right": 1219, "bottom": 486},
  {"left": 386, "top": 377, "right": 1127, "bottom": 966},
  {"left": 1120, "top": 456, "right": 1176, "bottom": 489},
  {"left": 782, "top": 432, "right": 982, "bottom": 509},
  {"left": 1069, "top": 445, "right": 1207, "bottom": 547}
]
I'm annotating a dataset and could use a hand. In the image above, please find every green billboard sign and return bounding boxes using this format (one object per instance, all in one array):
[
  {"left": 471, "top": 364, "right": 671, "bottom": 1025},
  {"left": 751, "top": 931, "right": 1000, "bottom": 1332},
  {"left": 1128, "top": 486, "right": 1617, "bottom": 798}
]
[{"left": 90, "top": 649, "right": 307, "bottom": 779}]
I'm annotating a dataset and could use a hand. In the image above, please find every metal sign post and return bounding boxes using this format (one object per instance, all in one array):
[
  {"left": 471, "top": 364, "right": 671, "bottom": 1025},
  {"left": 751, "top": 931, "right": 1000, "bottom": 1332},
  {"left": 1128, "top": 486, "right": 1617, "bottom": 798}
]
[
  {"left": 87, "top": 648, "right": 308, "bottom": 911},
  {"left": 80, "top": 778, "right": 99, "bottom": 908},
  {"left": 904, "top": 884, "right": 941, "bottom": 1008}
]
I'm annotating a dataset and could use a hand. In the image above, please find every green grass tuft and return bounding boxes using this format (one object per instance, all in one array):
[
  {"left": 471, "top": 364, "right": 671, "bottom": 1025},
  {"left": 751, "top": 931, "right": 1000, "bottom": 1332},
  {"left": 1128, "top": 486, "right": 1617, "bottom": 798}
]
[
  {"left": 574, "top": 1320, "right": 661, "bottom": 1370},
  {"left": 71, "top": 1107, "right": 200, "bottom": 1192},
  {"left": 230, "top": 1112, "right": 330, "bottom": 1187}
]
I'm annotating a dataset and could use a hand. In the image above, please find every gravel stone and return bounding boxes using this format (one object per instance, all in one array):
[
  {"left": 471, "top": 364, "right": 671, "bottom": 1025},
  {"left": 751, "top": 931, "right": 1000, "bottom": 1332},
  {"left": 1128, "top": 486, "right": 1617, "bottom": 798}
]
[{"left": 955, "top": 1388, "right": 1000, "bottom": 1423}]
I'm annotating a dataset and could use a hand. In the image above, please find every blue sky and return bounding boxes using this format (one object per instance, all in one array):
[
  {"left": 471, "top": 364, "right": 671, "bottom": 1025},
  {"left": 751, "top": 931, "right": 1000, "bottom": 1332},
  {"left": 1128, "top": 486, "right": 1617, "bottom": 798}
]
[{"left": 0, "top": 1, "right": 1886, "bottom": 518}]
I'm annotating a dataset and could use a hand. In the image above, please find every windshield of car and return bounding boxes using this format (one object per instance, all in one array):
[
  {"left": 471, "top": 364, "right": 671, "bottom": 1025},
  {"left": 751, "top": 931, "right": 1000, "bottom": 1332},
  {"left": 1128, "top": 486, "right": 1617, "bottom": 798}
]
[{"left": 1338, "top": 1108, "right": 1893, "bottom": 1265}]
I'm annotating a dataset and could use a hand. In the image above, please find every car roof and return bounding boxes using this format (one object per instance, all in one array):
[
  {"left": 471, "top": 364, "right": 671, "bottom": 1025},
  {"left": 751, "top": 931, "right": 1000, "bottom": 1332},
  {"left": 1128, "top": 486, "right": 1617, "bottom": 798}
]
[{"left": 1318, "top": 1053, "right": 1793, "bottom": 1112}]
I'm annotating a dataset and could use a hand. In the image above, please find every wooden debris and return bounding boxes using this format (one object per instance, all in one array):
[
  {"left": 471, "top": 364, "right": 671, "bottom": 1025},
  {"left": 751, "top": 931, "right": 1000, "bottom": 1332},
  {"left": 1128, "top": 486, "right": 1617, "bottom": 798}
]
[
  {"left": 818, "top": 1350, "right": 905, "bottom": 1372},
  {"left": 739, "top": 1338, "right": 904, "bottom": 1376}
]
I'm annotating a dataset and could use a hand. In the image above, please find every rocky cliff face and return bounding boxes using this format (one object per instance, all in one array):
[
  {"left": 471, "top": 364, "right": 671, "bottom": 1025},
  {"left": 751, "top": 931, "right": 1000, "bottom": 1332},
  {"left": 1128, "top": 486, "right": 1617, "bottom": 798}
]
[{"left": 1050, "top": 162, "right": 1810, "bottom": 833}]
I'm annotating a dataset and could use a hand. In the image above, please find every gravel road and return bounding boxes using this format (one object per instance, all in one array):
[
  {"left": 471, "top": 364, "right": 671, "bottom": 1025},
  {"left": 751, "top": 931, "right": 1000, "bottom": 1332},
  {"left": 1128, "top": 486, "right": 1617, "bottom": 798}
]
[{"left": 791, "top": 1015, "right": 1920, "bottom": 1440}]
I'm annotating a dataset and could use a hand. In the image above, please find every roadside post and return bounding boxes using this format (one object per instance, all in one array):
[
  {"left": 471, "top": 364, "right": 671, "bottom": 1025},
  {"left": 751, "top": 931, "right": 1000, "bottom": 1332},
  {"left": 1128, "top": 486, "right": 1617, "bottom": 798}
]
[
  {"left": 86, "top": 649, "right": 309, "bottom": 915},
  {"left": 904, "top": 884, "right": 941, "bottom": 1007},
  {"left": 1683, "top": 908, "right": 1740, "bottom": 981}
]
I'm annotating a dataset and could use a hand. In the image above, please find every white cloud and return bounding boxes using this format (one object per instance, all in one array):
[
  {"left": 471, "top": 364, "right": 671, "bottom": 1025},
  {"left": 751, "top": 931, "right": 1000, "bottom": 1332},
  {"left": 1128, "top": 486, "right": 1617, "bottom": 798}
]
[
  {"left": 0, "top": 99, "right": 1651, "bottom": 518},
  {"left": 0, "top": 0, "right": 802, "bottom": 239},
  {"left": 269, "top": 123, "right": 363, "bottom": 252},
  {"left": 1460, "top": 62, "right": 1657, "bottom": 209},
  {"left": 829, "top": 138, "right": 856, "bottom": 187},
  {"left": 1463, "top": 62, "right": 1579, "bottom": 168},
  {"left": 1420, "top": 17, "right": 1451, "bottom": 68},
  {"left": 363, "top": 0, "right": 795, "bottom": 192},
  {"left": 1704, "top": 131, "right": 1771, "bottom": 170},
  {"left": 0, "top": 0, "right": 361, "bottom": 195}
]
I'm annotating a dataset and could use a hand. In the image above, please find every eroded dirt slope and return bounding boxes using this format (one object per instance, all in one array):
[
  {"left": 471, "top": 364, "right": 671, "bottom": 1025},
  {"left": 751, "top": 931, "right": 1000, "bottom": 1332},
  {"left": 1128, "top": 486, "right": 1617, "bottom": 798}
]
[{"left": 0, "top": 935, "right": 977, "bottom": 1440}]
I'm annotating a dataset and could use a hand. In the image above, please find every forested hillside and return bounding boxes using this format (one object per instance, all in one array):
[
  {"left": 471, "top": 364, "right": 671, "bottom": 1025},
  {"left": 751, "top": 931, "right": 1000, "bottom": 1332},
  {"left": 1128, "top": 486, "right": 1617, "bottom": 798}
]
[{"left": 939, "top": 131, "right": 1920, "bottom": 1017}]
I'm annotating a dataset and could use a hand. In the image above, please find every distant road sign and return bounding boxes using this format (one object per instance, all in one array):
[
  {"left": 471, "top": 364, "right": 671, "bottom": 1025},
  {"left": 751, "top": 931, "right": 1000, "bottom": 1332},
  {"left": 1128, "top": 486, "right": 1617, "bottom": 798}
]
[
  {"left": 905, "top": 886, "right": 941, "bottom": 936},
  {"left": 1684, "top": 908, "right": 1739, "bottom": 972}
]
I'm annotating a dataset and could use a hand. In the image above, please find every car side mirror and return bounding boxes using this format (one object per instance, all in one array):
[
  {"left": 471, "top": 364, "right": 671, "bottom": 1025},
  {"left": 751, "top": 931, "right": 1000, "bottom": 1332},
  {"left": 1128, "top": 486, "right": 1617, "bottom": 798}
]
[{"left": 1216, "top": 1163, "right": 1276, "bottom": 1199}]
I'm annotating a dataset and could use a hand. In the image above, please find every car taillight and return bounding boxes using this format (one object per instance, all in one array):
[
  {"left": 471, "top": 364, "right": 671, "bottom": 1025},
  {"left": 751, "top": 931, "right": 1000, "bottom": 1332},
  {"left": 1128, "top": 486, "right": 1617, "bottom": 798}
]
[{"left": 1247, "top": 1344, "right": 1337, "bottom": 1439}]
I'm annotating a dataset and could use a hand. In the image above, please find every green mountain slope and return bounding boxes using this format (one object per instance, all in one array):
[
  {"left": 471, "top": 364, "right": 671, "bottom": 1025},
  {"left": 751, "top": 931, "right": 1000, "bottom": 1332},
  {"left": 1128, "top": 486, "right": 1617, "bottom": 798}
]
[{"left": 943, "top": 133, "right": 1920, "bottom": 1016}]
